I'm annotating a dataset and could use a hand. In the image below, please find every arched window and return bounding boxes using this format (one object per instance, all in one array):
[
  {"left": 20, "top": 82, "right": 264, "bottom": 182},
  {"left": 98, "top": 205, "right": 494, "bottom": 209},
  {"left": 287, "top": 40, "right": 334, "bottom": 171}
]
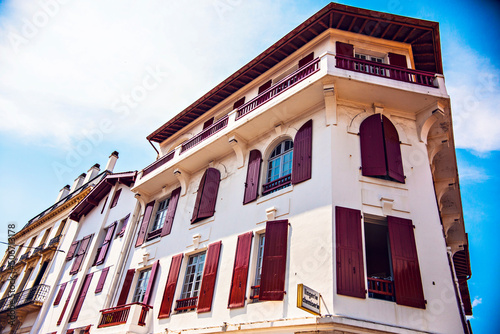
[{"left": 262, "top": 140, "right": 293, "bottom": 195}]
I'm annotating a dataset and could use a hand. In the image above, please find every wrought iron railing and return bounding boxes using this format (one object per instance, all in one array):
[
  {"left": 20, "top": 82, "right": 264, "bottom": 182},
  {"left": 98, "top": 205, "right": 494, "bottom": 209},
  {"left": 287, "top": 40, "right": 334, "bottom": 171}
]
[
  {"left": 33, "top": 243, "right": 45, "bottom": 255},
  {"left": 142, "top": 150, "right": 175, "bottom": 177},
  {"left": 174, "top": 296, "right": 198, "bottom": 311},
  {"left": 180, "top": 115, "right": 229, "bottom": 154},
  {"left": 0, "top": 284, "right": 50, "bottom": 313},
  {"left": 367, "top": 277, "right": 394, "bottom": 299},
  {"left": 262, "top": 174, "right": 292, "bottom": 196},
  {"left": 19, "top": 252, "right": 30, "bottom": 261},
  {"left": 48, "top": 235, "right": 61, "bottom": 247},
  {"left": 146, "top": 228, "right": 162, "bottom": 241},
  {"left": 98, "top": 303, "right": 152, "bottom": 328}
]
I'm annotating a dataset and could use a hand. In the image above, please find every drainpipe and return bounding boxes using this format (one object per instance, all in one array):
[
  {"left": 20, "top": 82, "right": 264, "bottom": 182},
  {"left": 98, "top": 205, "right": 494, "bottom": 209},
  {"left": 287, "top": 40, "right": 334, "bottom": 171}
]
[{"left": 148, "top": 139, "right": 160, "bottom": 158}]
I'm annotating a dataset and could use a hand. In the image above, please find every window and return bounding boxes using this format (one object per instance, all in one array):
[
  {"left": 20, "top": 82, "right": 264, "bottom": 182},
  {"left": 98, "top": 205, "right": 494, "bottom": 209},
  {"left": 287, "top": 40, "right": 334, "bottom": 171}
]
[
  {"left": 177, "top": 252, "right": 206, "bottom": 312},
  {"left": 150, "top": 198, "right": 170, "bottom": 233},
  {"left": 132, "top": 269, "right": 152, "bottom": 303},
  {"left": 250, "top": 233, "right": 265, "bottom": 301},
  {"left": 355, "top": 53, "right": 386, "bottom": 76},
  {"left": 110, "top": 189, "right": 122, "bottom": 208},
  {"left": 116, "top": 214, "right": 131, "bottom": 238},
  {"left": 263, "top": 140, "right": 293, "bottom": 195}
]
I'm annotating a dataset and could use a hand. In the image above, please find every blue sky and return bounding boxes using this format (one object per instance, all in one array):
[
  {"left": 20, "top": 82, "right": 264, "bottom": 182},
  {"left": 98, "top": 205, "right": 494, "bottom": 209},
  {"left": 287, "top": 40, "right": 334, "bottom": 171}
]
[{"left": 0, "top": 0, "right": 498, "bottom": 332}]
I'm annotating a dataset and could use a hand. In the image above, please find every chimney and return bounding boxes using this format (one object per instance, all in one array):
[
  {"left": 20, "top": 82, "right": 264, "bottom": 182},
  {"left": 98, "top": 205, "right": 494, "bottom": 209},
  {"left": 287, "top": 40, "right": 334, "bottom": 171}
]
[
  {"left": 105, "top": 151, "right": 119, "bottom": 172},
  {"left": 55, "top": 185, "right": 70, "bottom": 203},
  {"left": 83, "top": 163, "right": 100, "bottom": 184},
  {"left": 70, "top": 173, "right": 86, "bottom": 193}
]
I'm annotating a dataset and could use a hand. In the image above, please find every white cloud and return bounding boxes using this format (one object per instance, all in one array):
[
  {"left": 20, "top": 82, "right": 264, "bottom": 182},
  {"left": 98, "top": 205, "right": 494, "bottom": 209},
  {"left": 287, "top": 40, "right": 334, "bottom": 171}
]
[
  {"left": 471, "top": 296, "right": 482, "bottom": 308},
  {"left": 457, "top": 161, "right": 490, "bottom": 183}
]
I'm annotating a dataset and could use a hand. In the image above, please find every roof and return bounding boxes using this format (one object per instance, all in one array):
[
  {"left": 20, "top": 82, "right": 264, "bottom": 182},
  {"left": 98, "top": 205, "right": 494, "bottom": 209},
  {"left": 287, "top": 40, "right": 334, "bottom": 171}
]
[{"left": 148, "top": 2, "right": 442, "bottom": 143}]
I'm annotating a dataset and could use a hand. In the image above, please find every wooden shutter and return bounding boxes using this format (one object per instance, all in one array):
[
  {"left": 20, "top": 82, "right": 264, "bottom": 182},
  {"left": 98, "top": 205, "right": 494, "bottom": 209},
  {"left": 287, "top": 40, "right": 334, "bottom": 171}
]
[
  {"left": 335, "top": 206, "right": 365, "bottom": 298},
  {"left": 228, "top": 232, "right": 253, "bottom": 308},
  {"left": 66, "top": 330, "right": 74, "bottom": 334},
  {"left": 191, "top": 168, "right": 220, "bottom": 224},
  {"left": 53, "top": 282, "right": 67, "bottom": 305},
  {"left": 360, "top": 114, "right": 387, "bottom": 178},
  {"left": 233, "top": 97, "right": 245, "bottom": 110},
  {"left": 243, "top": 150, "right": 262, "bottom": 204},
  {"left": 95, "top": 267, "right": 110, "bottom": 293},
  {"left": 136, "top": 201, "right": 155, "bottom": 246},
  {"left": 258, "top": 80, "right": 272, "bottom": 94},
  {"left": 57, "top": 279, "right": 78, "bottom": 325},
  {"left": 158, "top": 254, "right": 183, "bottom": 319},
  {"left": 292, "top": 119, "right": 313, "bottom": 185},
  {"left": 260, "top": 220, "right": 288, "bottom": 301},
  {"left": 197, "top": 241, "right": 222, "bottom": 313},
  {"left": 388, "top": 52, "right": 409, "bottom": 81},
  {"left": 203, "top": 118, "right": 214, "bottom": 130},
  {"left": 69, "top": 273, "right": 93, "bottom": 322},
  {"left": 66, "top": 241, "right": 79, "bottom": 261},
  {"left": 101, "top": 196, "right": 108, "bottom": 214},
  {"left": 143, "top": 260, "right": 159, "bottom": 305},
  {"left": 110, "top": 188, "right": 122, "bottom": 208},
  {"left": 117, "top": 213, "right": 130, "bottom": 237},
  {"left": 70, "top": 235, "right": 92, "bottom": 275},
  {"left": 96, "top": 222, "right": 117, "bottom": 265},
  {"left": 383, "top": 116, "right": 405, "bottom": 183},
  {"left": 161, "top": 187, "right": 181, "bottom": 237},
  {"left": 298, "top": 52, "right": 314, "bottom": 68},
  {"left": 387, "top": 216, "right": 425, "bottom": 309},
  {"left": 117, "top": 269, "right": 135, "bottom": 305},
  {"left": 336, "top": 41, "right": 354, "bottom": 57}
]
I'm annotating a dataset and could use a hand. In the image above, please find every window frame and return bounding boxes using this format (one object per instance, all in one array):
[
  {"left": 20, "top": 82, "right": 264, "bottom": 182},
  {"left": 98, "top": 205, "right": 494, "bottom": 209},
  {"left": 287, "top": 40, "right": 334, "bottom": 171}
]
[
  {"left": 262, "top": 139, "right": 294, "bottom": 196},
  {"left": 132, "top": 268, "right": 152, "bottom": 304},
  {"left": 250, "top": 233, "right": 265, "bottom": 301}
]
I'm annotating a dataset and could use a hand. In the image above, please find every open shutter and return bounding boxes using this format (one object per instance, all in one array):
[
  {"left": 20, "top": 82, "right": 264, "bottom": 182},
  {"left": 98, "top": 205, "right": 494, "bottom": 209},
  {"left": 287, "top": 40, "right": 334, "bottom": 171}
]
[
  {"left": 387, "top": 216, "right": 425, "bottom": 309},
  {"left": 54, "top": 282, "right": 67, "bottom": 305},
  {"left": 70, "top": 235, "right": 92, "bottom": 275},
  {"left": 203, "top": 118, "right": 214, "bottom": 130},
  {"left": 335, "top": 206, "right": 365, "bottom": 298},
  {"left": 96, "top": 223, "right": 117, "bottom": 265},
  {"left": 110, "top": 189, "right": 122, "bottom": 208},
  {"left": 161, "top": 187, "right": 181, "bottom": 237},
  {"left": 360, "top": 114, "right": 387, "bottom": 178},
  {"left": 143, "top": 260, "right": 159, "bottom": 305},
  {"left": 228, "top": 232, "right": 253, "bottom": 308},
  {"left": 117, "top": 269, "right": 135, "bottom": 305},
  {"left": 95, "top": 267, "right": 110, "bottom": 293},
  {"left": 388, "top": 52, "right": 409, "bottom": 81},
  {"left": 101, "top": 196, "right": 108, "bottom": 214},
  {"left": 197, "top": 241, "right": 222, "bottom": 313},
  {"left": 57, "top": 279, "right": 77, "bottom": 325},
  {"left": 191, "top": 168, "right": 220, "bottom": 224},
  {"left": 382, "top": 116, "right": 404, "bottom": 183},
  {"left": 292, "top": 119, "right": 313, "bottom": 185},
  {"left": 69, "top": 273, "right": 93, "bottom": 322},
  {"left": 243, "top": 150, "right": 262, "bottom": 204},
  {"left": 158, "top": 254, "right": 183, "bottom": 319},
  {"left": 117, "top": 213, "right": 130, "bottom": 237},
  {"left": 191, "top": 171, "right": 206, "bottom": 224},
  {"left": 66, "top": 241, "right": 79, "bottom": 261},
  {"left": 258, "top": 80, "right": 272, "bottom": 94},
  {"left": 336, "top": 41, "right": 353, "bottom": 56},
  {"left": 298, "top": 52, "right": 314, "bottom": 68},
  {"left": 136, "top": 201, "right": 155, "bottom": 247},
  {"left": 233, "top": 97, "right": 245, "bottom": 110},
  {"left": 260, "top": 220, "right": 288, "bottom": 301}
]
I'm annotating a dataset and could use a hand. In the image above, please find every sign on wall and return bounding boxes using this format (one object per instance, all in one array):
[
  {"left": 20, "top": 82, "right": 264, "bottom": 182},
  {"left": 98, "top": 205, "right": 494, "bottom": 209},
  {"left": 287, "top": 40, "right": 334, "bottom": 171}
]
[{"left": 297, "top": 283, "right": 320, "bottom": 316}]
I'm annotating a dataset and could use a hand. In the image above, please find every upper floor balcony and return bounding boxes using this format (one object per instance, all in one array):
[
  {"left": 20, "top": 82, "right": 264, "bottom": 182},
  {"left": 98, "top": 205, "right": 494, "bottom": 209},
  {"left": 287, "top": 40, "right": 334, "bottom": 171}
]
[
  {"left": 97, "top": 303, "right": 152, "bottom": 334},
  {"left": 0, "top": 284, "right": 50, "bottom": 315}
]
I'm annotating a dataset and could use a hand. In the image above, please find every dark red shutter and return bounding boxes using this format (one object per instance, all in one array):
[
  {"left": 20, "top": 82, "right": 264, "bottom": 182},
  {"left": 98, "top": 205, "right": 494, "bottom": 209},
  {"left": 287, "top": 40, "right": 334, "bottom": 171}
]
[
  {"left": 360, "top": 114, "right": 387, "bottom": 178},
  {"left": 197, "top": 241, "right": 222, "bottom": 313},
  {"left": 95, "top": 267, "right": 110, "bottom": 293},
  {"left": 243, "top": 150, "right": 262, "bottom": 204},
  {"left": 228, "top": 232, "right": 253, "bottom": 308},
  {"left": 258, "top": 80, "right": 272, "bottom": 94},
  {"left": 96, "top": 222, "right": 117, "bottom": 265},
  {"left": 233, "top": 97, "right": 245, "bottom": 110},
  {"left": 158, "top": 254, "right": 183, "bottom": 319},
  {"left": 70, "top": 235, "right": 92, "bottom": 275},
  {"left": 136, "top": 201, "right": 155, "bottom": 246},
  {"left": 57, "top": 279, "right": 78, "bottom": 325},
  {"left": 336, "top": 41, "right": 354, "bottom": 56},
  {"left": 66, "top": 330, "right": 74, "bottom": 334},
  {"left": 143, "top": 260, "right": 159, "bottom": 305},
  {"left": 191, "top": 168, "right": 220, "bottom": 224},
  {"left": 382, "top": 116, "right": 405, "bottom": 183},
  {"left": 387, "top": 216, "right": 425, "bottom": 309},
  {"left": 54, "top": 282, "right": 67, "bottom": 305},
  {"left": 66, "top": 241, "right": 79, "bottom": 261},
  {"left": 335, "top": 206, "right": 365, "bottom": 298},
  {"left": 388, "top": 52, "right": 409, "bottom": 81},
  {"left": 110, "top": 189, "right": 122, "bottom": 208},
  {"left": 203, "top": 118, "right": 214, "bottom": 130},
  {"left": 101, "top": 196, "right": 108, "bottom": 214},
  {"left": 298, "top": 52, "right": 314, "bottom": 68},
  {"left": 69, "top": 273, "right": 93, "bottom": 322},
  {"left": 292, "top": 119, "right": 313, "bottom": 185},
  {"left": 117, "top": 268, "right": 135, "bottom": 305},
  {"left": 260, "top": 220, "right": 288, "bottom": 301},
  {"left": 161, "top": 187, "right": 181, "bottom": 237},
  {"left": 118, "top": 213, "right": 130, "bottom": 237}
]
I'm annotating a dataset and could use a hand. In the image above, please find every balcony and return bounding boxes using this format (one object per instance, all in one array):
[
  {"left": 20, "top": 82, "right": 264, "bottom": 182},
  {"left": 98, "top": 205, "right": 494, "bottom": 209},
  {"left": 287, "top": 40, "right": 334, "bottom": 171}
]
[
  {"left": 142, "top": 150, "right": 175, "bottom": 177},
  {"left": 19, "top": 252, "right": 30, "bottom": 261},
  {"left": 146, "top": 228, "right": 162, "bottom": 241},
  {"left": 174, "top": 296, "right": 198, "bottom": 312},
  {"left": 98, "top": 303, "right": 152, "bottom": 331},
  {"left": 32, "top": 243, "right": 45, "bottom": 255},
  {"left": 0, "top": 284, "right": 50, "bottom": 314},
  {"left": 367, "top": 277, "right": 395, "bottom": 302},
  {"left": 262, "top": 174, "right": 291, "bottom": 196},
  {"left": 181, "top": 115, "right": 229, "bottom": 154},
  {"left": 48, "top": 235, "right": 61, "bottom": 247},
  {"left": 250, "top": 285, "right": 260, "bottom": 301}
]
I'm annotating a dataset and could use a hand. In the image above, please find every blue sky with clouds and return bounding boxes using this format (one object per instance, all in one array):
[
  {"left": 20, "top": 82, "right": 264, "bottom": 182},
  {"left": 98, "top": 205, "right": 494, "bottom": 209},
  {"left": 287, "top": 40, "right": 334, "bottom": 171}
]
[{"left": 0, "top": 0, "right": 497, "bottom": 331}]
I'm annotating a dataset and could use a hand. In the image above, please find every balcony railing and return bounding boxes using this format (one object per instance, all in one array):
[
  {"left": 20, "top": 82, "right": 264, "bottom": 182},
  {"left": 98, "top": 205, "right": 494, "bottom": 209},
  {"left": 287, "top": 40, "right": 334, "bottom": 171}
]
[
  {"left": 98, "top": 303, "right": 152, "bottom": 328},
  {"left": 180, "top": 115, "right": 229, "bottom": 154},
  {"left": 174, "top": 296, "right": 198, "bottom": 311},
  {"left": 142, "top": 150, "right": 175, "bottom": 177},
  {"left": 236, "top": 58, "right": 321, "bottom": 120},
  {"left": 0, "top": 284, "right": 50, "bottom": 313},
  {"left": 262, "top": 174, "right": 291, "bottom": 196},
  {"left": 33, "top": 243, "right": 45, "bottom": 255},
  {"left": 336, "top": 54, "right": 437, "bottom": 87},
  {"left": 48, "top": 235, "right": 61, "bottom": 247},
  {"left": 367, "top": 277, "right": 395, "bottom": 301},
  {"left": 250, "top": 285, "right": 260, "bottom": 300},
  {"left": 19, "top": 252, "right": 30, "bottom": 261},
  {"left": 146, "top": 228, "right": 162, "bottom": 241}
]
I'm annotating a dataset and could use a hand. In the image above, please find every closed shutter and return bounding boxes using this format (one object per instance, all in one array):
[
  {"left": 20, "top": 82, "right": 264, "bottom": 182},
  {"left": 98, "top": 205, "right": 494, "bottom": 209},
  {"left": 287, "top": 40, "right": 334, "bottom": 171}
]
[
  {"left": 136, "top": 201, "right": 155, "bottom": 246},
  {"left": 258, "top": 80, "right": 272, "bottom": 94},
  {"left": 158, "top": 254, "right": 183, "bottom": 319},
  {"left": 298, "top": 52, "right": 314, "bottom": 68},
  {"left": 110, "top": 189, "right": 122, "bottom": 208},
  {"left": 260, "top": 220, "right": 288, "bottom": 301},
  {"left": 191, "top": 168, "right": 220, "bottom": 224},
  {"left": 66, "top": 241, "right": 79, "bottom": 261},
  {"left": 95, "top": 267, "right": 110, "bottom": 293},
  {"left": 53, "top": 282, "right": 67, "bottom": 305},
  {"left": 161, "top": 187, "right": 181, "bottom": 237},
  {"left": 335, "top": 206, "right": 365, "bottom": 298},
  {"left": 191, "top": 171, "right": 206, "bottom": 224},
  {"left": 383, "top": 116, "right": 405, "bottom": 183},
  {"left": 70, "top": 235, "right": 92, "bottom": 275},
  {"left": 228, "top": 232, "right": 253, "bottom": 308},
  {"left": 336, "top": 41, "right": 353, "bottom": 56},
  {"left": 96, "top": 222, "right": 117, "bottom": 265},
  {"left": 143, "top": 260, "right": 160, "bottom": 305},
  {"left": 203, "top": 118, "right": 214, "bottom": 130},
  {"left": 243, "top": 150, "right": 262, "bottom": 204},
  {"left": 360, "top": 114, "right": 387, "bottom": 178},
  {"left": 117, "top": 213, "right": 130, "bottom": 237},
  {"left": 57, "top": 279, "right": 78, "bottom": 325},
  {"left": 117, "top": 269, "right": 135, "bottom": 305},
  {"left": 292, "top": 119, "right": 313, "bottom": 185},
  {"left": 233, "top": 97, "right": 245, "bottom": 110},
  {"left": 69, "top": 273, "right": 94, "bottom": 322},
  {"left": 388, "top": 52, "right": 409, "bottom": 81},
  {"left": 197, "top": 241, "right": 222, "bottom": 313},
  {"left": 387, "top": 216, "right": 425, "bottom": 309},
  {"left": 101, "top": 196, "right": 108, "bottom": 214}
]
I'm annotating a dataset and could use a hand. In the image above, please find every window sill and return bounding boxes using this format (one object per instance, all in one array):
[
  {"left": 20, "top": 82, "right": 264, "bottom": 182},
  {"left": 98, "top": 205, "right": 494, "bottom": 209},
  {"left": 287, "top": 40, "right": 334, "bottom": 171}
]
[
  {"left": 359, "top": 174, "right": 408, "bottom": 191},
  {"left": 141, "top": 236, "right": 162, "bottom": 248},
  {"left": 256, "top": 184, "right": 293, "bottom": 205},
  {"left": 188, "top": 216, "right": 215, "bottom": 230}
]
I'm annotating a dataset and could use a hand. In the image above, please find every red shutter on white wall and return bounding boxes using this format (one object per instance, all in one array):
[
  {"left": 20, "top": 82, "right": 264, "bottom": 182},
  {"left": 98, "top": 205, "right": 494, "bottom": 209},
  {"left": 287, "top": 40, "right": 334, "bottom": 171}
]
[
  {"left": 158, "top": 254, "right": 183, "bottom": 319},
  {"left": 66, "top": 241, "right": 79, "bottom": 261},
  {"left": 292, "top": 119, "right": 313, "bottom": 185},
  {"left": 95, "top": 267, "right": 110, "bottom": 293},
  {"left": 191, "top": 168, "right": 220, "bottom": 224},
  {"left": 388, "top": 52, "right": 409, "bottom": 81},
  {"left": 233, "top": 97, "right": 245, "bottom": 110},
  {"left": 110, "top": 188, "right": 122, "bottom": 208},
  {"left": 161, "top": 187, "right": 181, "bottom": 237},
  {"left": 258, "top": 80, "right": 272, "bottom": 94},
  {"left": 360, "top": 114, "right": 387, "bottom": 178},
  {"left": 57, "top": 279, "right": 78, "bottom": 325},
  {"left": 387, "top": 216, "right": 425, "bottom": 309},
  {"left": 96, "top": 223, "right": 117, "bottom": 265},
  {"left": 143, "top": 260, "right": 159, "bottom": 305},
  {"left": 228, "top": 232, "right": 253, "bottom": 308},
  {"left": 197, "top": 241, "right": 222, "bottom": 313},
  {"left": 53, "top": 282, "right": 67, "bottom": 305},
  {"left": 69, "top": 273, "right": 93, "bottom": 322},
  {"left": 117, "top": 269, "right": 135, "bottom": 305},
  {"left": 298, "top": 52, "right": 314, "bottom": 68},
  {"left": 259, "top": 220, "right": 288, "bottom": 301},
  {"left": 136, "top": 201, "right": 155, "bottom": 247},
  {"left": 382, "top": 116, "right": 405, "bottom": 183},
  {"left": 117, "top": 213, "right": 130, "bottom": 237},
  {"left": 335, "top": 206, "right": 365, "bottom": 298},
  {"left": 70, "top": 235, "right": 92, "bottom": 275},
  {"left": 243, "top": 150, "right": 262, "bottom": 204},
  {"left": 336, "top": 41, "right": 354, "bottom": 57}
]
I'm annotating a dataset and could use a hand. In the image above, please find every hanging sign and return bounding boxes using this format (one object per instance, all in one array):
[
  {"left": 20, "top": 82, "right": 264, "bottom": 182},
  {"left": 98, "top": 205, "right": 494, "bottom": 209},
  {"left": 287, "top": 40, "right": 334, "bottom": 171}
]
[{"left": 297, "top": 283, "right": 320, "bottom": 315}]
